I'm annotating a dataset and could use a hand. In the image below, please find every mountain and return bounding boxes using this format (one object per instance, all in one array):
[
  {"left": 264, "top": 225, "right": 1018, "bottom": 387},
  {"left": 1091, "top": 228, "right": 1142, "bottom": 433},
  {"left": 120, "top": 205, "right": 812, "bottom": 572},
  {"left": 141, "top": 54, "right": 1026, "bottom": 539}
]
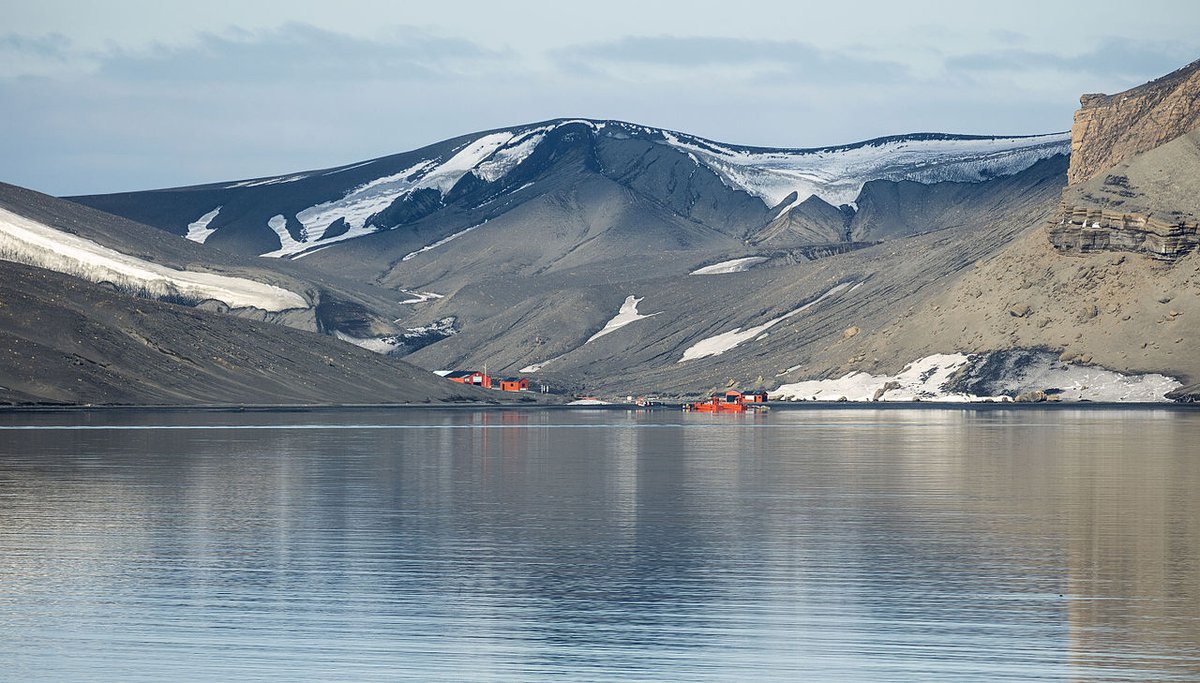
[
  {"left": 0, "top": 184, "right": 498, "bottom": 405},
  {"left": 60, "top": 119, "right": 1090, "bottom": 399},
  {"left": 71, "top": 120, "right": 1069, "bottom": 263}
]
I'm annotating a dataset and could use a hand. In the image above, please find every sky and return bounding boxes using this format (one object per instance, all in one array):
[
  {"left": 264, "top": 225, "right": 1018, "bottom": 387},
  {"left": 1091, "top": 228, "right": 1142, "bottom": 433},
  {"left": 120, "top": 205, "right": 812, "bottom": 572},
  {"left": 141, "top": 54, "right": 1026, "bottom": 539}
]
[{"left": 2, "top": 0, "right": 1198, "bottom": 195}]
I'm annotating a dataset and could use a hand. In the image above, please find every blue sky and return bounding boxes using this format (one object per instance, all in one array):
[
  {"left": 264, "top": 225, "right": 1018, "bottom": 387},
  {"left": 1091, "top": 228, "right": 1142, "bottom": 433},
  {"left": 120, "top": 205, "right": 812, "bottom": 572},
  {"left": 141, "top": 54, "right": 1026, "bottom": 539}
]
[{"left": 2, "top": 0, "right": 1198, "bottom": 195}]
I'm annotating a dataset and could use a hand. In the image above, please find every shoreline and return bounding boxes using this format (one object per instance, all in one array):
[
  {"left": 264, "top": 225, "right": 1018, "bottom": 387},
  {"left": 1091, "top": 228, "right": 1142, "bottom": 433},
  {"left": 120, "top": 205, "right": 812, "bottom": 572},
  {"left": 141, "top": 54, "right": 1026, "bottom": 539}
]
[{"left": 1, "top": 400, "right": 1197, "bottom": 414}]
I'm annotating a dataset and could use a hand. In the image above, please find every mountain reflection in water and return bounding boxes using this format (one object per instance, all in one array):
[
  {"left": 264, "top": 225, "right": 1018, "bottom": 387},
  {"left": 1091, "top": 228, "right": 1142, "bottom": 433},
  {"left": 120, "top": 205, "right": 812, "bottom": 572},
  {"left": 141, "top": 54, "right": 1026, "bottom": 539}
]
[{"left": 0, "top": 407, "right": 1197, "bottom": 682}]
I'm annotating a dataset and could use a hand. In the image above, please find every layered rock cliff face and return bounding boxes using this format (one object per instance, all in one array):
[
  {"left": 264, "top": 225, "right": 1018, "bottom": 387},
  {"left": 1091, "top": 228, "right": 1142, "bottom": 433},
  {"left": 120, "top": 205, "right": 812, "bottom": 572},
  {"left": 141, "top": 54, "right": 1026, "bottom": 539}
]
[
  {"left": 1047, "top": 201, "right": 1198, "bottom": 260},
  {"left": 1051, "top": 61, "right": 1200, "bottom": 262},
  {"left": 1067, "top": 58, "right": 1200, "bottom": 185}
]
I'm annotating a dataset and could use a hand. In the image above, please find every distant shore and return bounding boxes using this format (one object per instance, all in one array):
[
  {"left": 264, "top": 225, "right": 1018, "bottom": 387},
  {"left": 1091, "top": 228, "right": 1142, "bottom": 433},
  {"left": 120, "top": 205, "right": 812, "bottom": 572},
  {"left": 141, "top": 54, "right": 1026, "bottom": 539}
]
[{"left": 1, "top": 400, "right": 1196, "bottom": 414}]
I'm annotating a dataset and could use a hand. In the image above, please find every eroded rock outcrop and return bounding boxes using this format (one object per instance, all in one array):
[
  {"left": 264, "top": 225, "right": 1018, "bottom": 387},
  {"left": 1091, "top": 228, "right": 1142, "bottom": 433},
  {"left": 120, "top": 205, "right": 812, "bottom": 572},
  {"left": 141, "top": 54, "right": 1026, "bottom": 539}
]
[
  {"left": 1052, "top": 97, "right": 1200, "bottom": 262},
  {"left": 1068, "top": 58, "right": 1200, "bottom": 186},
  {"left": 1048, "top": 200, "right": 1199, "bottom": 260}
]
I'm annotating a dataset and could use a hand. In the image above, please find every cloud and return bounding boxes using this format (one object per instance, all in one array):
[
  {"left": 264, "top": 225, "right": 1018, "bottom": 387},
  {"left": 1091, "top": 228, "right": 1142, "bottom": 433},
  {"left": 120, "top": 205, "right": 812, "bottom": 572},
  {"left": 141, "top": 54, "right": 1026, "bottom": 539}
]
[
  {"left": 946, "top": 40, "right": 1197, "bottom": 82},
  {"left": 95, "top": 23, "right": 506, "bottom": 83},
  {"left": 0, "top": 32, "right": 94, "bottom": 78},
  {"left": 0, "top": 32, "right": 73, "bottom": 59},
  {"left": 551, "top": 35, "right": 909, "bottom": 84},
  {"left": 0, "top": 23, "right": 507, "bottom": 84}
]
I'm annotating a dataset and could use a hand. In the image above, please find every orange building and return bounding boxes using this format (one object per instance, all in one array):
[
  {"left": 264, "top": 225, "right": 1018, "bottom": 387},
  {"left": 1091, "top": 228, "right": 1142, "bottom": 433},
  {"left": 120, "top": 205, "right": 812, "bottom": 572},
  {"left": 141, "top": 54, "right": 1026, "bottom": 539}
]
[
  {"left": 445, "top": 370, "right": 493, "bottom": 389},
  {"left": 496, "top": 377, "right": 529, "bottom": 392}
]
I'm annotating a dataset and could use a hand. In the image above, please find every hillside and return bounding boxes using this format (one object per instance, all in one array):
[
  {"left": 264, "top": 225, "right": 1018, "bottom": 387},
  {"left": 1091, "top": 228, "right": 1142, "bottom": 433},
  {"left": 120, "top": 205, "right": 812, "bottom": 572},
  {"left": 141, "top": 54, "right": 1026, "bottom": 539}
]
[
  {"left": 0, "top": 186, "right": 501, "bottom": 405},
  {"left": 62, "top": 120, "right": 1077, "bottom": 396},
  {"left": 815, "top": 62, "right": 1200, "bottom": 400}
]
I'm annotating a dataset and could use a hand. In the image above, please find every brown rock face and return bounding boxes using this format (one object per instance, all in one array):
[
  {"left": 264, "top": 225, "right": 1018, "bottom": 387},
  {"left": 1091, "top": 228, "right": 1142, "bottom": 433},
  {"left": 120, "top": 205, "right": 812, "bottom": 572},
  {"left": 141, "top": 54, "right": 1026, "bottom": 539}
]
[
  {"left": 1047, "top": 201, "right": 1199, "bottom": 261},
  {"left": 1049, "top": 128, "right": 1200, "bottom": 261},
  {"left": 1067, "top": 58, "right": 1200, "bottom": 186}
]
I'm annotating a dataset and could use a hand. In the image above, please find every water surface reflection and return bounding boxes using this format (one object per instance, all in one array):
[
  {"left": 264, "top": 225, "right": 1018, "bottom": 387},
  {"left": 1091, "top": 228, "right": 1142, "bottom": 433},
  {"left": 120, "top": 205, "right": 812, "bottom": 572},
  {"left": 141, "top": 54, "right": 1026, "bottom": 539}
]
[{"left": 0, "top": 408, "right": 1197, "bottom": 681}]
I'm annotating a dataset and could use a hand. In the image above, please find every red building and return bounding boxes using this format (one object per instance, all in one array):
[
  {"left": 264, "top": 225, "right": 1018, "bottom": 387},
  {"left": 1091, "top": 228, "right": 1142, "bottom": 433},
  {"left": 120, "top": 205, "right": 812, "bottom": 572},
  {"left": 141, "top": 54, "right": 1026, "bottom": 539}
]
[
  {"left": 445, "top": 370, "right": 493, "bottom": 389},
  {"left": 742, "top": 390, "right": 769, "bottom": 403},
  {"left": 496, "top": 377, "right": 529, "bottom": 392}
]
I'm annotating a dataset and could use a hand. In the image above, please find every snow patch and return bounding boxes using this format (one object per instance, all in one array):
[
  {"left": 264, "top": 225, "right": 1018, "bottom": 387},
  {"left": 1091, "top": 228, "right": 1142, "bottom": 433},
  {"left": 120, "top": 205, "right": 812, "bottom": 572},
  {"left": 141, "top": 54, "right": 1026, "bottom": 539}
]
[
  {"left": 185, "top": 207, "right": 221, "bottom": 244},
  {"left": 661, "top": 131, "right": 1072, "bottom": 207},
  {"left": 567, "top": 398, "right": 611, "bottom": 405},
  {"left": 419, "top": 132, "right": 515, "bottom": 193},
  {"left": 334, "top": 317, "right": 457, "bottom": 355},
  {"left": 259, "top": 159, "right": 439, "bottom": 258},
  {"left": 520, "top": 362, "right": 548, "bottom": 373},
  {"left": 474, "top": 130, "right": 546, "bottom": 182},
  {"left": 772, "top": 353, "right": 1182, "bottom": 403},
  {"left": 773, "top": 354, "right": 986, "bottom": 402},
  {"left": 257, "top": 132, "right": 521, "bottom": 259},
  {"left": 587, "top": 295, "right": 660, "bottom": 343},
  {"left": 0, "top": 207, "right": 307, "bottom": 311},
  {"left": 398, "top": 289, "right": 445, "bottom": 305},
  {"left": 335, "top": 332, "right": 401, "bottom": 354},
  {"left": 260, "top": 214, "right": 305, "bottom": 258},
  {"left": 227, "top": 173, "right": 310, "bottom": 189},
  {"left": 679, "top": 282, "right": 856, "bottom": 362},
  {"left": 691, "top": 256, "right": 769, "bottom": 275},
  {"left": 402, "top": 221, "right": 486, "bottom": 261}
]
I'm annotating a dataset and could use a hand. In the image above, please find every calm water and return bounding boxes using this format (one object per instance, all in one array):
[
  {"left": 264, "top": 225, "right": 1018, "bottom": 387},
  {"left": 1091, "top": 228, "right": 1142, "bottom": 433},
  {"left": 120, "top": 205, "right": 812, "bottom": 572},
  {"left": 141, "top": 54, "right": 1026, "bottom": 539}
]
[{"left": 0, "top": 407, "right": 1197, "bottom": 682}]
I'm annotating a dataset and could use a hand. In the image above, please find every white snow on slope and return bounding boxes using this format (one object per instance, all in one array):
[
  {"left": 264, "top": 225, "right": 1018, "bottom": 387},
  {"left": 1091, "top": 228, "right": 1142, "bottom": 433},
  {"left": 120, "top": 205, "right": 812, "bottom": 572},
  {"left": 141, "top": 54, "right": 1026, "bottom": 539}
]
[
  {"left": 0, "top": 207, "right": 307, "bottom": 311},
  {"left": 258, "top": 159, "right": 441, "bottom": 259},
  {"left": 334, "top": 331, "right": 400, "bottom": 354},
  {"left": 690, "top": 256, "right": 768, "bottom": 275},
  {"left": 398, "top": 289, "right": 445, "bottom": 305},
  {"left": 773, "top": 354, "right": 986, "bottom": 402},
  {"left": 587, "top": 295, "right": 660, "bottom": 343},
  {"left": 661, "top": 131, "right": 1072, "bottom": 207},
  {"left": 185, "top": 207, "right": 221, "bottom": 244},
  {"left": 475, "top": 129, "right": 546, "bottom": 181},
  {"left": 402, "top": 221, "right": 486, "bottom": 261},
  {"left": 227, "top": 173, "right": 310, "bottom": 189},
  {"left": 261, "top": 214, "right": 305, "bottom": 258},
  {"left": 420, "top": 132, "right": 515, "bottom": 192},
  {"left": 679, "top": 282, "right": 856, "bottom": 362},
  {"left": 771, "top": 353, "right": 1181, "bottom": 402},
  {"left": 259, "top": 130, "right": 547, "bottom": 258}
]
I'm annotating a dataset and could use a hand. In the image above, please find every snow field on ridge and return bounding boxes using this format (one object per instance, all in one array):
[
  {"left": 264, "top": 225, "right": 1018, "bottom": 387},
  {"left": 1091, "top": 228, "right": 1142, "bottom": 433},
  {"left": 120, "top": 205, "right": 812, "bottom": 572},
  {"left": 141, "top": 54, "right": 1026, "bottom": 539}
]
[{"left": 0, "top": 207, "right": 307, "bottom": 311}]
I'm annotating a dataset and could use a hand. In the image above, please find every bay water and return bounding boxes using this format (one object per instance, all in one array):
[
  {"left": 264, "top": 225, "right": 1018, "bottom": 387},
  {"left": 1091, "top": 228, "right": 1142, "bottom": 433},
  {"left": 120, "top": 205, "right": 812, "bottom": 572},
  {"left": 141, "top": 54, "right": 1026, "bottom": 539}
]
[{"left": 1, "top": 407, "right": 1197, "bottom": 681}]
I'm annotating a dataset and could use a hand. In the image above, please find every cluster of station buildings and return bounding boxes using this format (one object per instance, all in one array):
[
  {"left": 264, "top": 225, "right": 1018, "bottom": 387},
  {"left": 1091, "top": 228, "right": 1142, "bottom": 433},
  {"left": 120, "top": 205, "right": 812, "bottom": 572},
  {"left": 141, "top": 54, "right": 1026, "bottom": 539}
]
[
  {"left": 441, "top": 370, "right": 530, "bottom": 392},
  {"left": 439, "top": 370, "right": 773, "bottom": 407}
]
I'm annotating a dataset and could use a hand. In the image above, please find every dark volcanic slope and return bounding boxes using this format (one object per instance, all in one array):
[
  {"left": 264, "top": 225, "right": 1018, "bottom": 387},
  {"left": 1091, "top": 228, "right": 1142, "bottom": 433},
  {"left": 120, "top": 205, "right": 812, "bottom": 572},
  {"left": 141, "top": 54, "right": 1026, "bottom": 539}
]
[
  {"left": 400, "top": 156, "right": 1070, "bottom": 395},
  {"left": 70, "top": 120, "right": 1070, "bottom": 266},
  {"left": 63, "top": 118, "right": 1075, "bottom": 397},
  {"left": 0, "top": 259, "right": 493, "bottom": 405},
  {"left": 0, "top": 182, "right": 418, "bottom": 338}
]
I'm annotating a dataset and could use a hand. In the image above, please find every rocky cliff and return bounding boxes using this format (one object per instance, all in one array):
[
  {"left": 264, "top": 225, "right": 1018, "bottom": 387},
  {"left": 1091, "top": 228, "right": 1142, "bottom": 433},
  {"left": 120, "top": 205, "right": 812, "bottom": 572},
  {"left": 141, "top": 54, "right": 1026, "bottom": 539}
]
[
  {"left": 1067, "top": 58, "right": 1200, "bottom": 186},
  {"left": 1051, "top": 61, "right": 1200, "bottom": 263},
  {"left": 850, "top": 61, "right": 1200, "bottom": 391}
]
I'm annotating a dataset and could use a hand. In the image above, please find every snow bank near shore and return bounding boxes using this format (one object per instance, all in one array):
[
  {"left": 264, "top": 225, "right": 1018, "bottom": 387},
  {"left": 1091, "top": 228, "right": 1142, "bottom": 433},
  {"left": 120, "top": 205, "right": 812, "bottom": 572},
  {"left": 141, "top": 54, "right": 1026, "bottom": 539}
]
[{"left": 772, "top": 352, "right": 1181, "bottom": 402}]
